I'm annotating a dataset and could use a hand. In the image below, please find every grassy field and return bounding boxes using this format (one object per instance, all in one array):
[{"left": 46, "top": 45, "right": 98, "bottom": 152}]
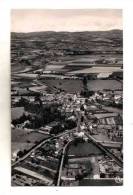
[
  {"left": 87, "top": 79, "right": 122, "bottom": 91},
  {"left": 79, "top": 178, "right": 122, "bottom": 186},
  {"left": 69, "top": 66, "right": 122, "bottom": 74},
  {"left": 11, "top": 128, "right": 49, "bottom": 157},
  {"left": 67, "top": 141, "right": 103, "bottom": 157},
  {"left": 41, "top": 78, "right": 122, "bottom": 93},
  {"left": 11, "top": 107, "right": 25, "bottom": 120},
  {"left": 11, "top": 64, "right": 25, "bottom": 73},
  {"left": 12, "top": 128, "right": 49, "bottom": 143},
  {"left": 44, "top": 79, "right": 83, "bottom": 93}
]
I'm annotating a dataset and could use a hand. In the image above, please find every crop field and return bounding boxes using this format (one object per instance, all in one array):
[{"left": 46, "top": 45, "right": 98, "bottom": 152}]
[
  {"left": 45, "top": 65, "right": 65, "bottom": 71},
  {"left": 43, "top": 79, "right": 83, "bottom": 93},
  {"left": 67, "top": 141, "right": 103, "bottom": 157},
  {"left": 41, "top": 78, "right": 122, "bottom": 93},
  {"left": 79, "top": 178, "right": 122, "bottom": 186},
  {"left": 12, "top": 77, "right": 37, "bottom": 88},
  {"left": 29, "top": 85, "right": 47, "bottom": 93},
  {"left": 12, "top": 142, "right": 33, "bottom": 158},
  {"left": 59, "top": 54, "right": 122, "bottom": 63},
  {"left": 11, "top": 107, "right": 25, "bottom": 120},
  {"left": 69, "top": 66, "right": 122, "bottom": 74},
  {"left": 12, "top": 128, "right": 49, "bottom": 143},
  {"left": 11, "top": 64, "right": 25, "bottom": 73},
  {"left": 87, "top": 79, "right": 122, "bottom": 91},
  {"left": 11, "top": 128, "right": 49, "bottom": 157}
]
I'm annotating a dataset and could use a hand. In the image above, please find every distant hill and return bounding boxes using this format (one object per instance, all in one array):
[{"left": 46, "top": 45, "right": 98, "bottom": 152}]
[
  {"left": 11, "top": 29, "right": 122, "bottom": 41},
  {"left": 11, "top": 30, "right": 123, "bottom": 70}
]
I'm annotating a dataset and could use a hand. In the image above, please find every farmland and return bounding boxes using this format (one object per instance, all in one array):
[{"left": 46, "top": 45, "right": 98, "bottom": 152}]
[
  {"left": 11, "top": 29, "right": 123, "bottom": 186},
  {"left": 87, "top": 80, "right": 122, "bottom": 91},
  {"left": 11, "top": 128, "right": 49, "bottom": 159},
  {"left": 43, "top": 79, "right": 83, "bottom": 93},
  {"left": 67, "top": 141, "right": 103, "bottom": 157},
  {"left": 11, "top": 107, "right": 25, "bottom": 120}
]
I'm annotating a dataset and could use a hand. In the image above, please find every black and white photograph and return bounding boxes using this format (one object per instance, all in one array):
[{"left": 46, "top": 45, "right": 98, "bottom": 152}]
[{"left": 10, "top": 9, "right": 123, "bottom": 186}]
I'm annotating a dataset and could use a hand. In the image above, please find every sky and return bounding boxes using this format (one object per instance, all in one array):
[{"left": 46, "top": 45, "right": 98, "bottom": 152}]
[{"left": 11, "top": 9, "right": 122, "bottom": 32}]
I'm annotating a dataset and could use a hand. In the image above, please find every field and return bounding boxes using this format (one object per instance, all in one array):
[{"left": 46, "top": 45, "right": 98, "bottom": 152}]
[
  {"left": 11, "top": 128, "right": 49, "bottom": 158},
  {"left": 87, "top": 80, "right": 122, "bottom": 91},
  {"left": 29, "top": 85, "right": 47, "bottom": 93},
  {"left": 40, "top": 78, "right": 122, "bottom": 93},
  {"left": 67, "top": 141, "right": 103, "bottom": 157},
  {"left": 79, "top": 178, "right": 122, "bottom": 186},
  {"left": 69, "top": 66, "right": 122, "bottom": 74},
  {"left": 43, "top": 79, "right": 83, "bottom": 93},
  {"left": 11, "top": 107, "right": 25, "bottom": 120},
  {"left": 45, "top": 65, "right": 65, "bottom": 71},
  {"left": 11, "top": 64, "right": 25, "bottom": 73}
]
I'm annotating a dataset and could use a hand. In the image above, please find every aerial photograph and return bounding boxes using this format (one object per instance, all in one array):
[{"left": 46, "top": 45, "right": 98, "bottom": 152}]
[{"left": 11, "top": 9, "right": 123, "bottom": 186}]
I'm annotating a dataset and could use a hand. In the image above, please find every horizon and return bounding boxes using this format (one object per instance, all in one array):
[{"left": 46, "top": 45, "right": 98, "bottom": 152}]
[
  {"left": 11, "top": 29, "right": 123, "bottom": 34},
  {"left": 11, "top": 9, "right": 122, "bottom": 33}
]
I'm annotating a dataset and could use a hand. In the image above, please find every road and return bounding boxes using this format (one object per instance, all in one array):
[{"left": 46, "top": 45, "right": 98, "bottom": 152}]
[
  {"left": 56, "top": 108, "right": 122, "bottom": 186},
  {"left": 99, "top": 141, "right": 122, "bottom": 149},
  {"left": 82, "top": 111, "right": 123, "bottom": 164},
  {"left": 12, "top": 95, "right": 123, "bottom": 186},
  {"left": 56, "top": 106, "right": 81, "bottom": 186},
  {"left": 56, "top": 139, "right": 73, "bottom": 186},
  {"left": 12, "top": 128, "right": 76, "bottom": 168},
  {"left": 85, "top": 133, "right": 123, "bottom": 167}
]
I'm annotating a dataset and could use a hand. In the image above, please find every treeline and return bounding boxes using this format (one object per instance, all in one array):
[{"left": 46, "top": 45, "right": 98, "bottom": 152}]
[
  {"left": 49, "top": 119, "right": 76, "bottom": 135},
  {"left": 12, "top": 103, "right": 64, "bottom": 129},
  {"left": 12, "top": 98, "right": 77, "bottom": 131}
]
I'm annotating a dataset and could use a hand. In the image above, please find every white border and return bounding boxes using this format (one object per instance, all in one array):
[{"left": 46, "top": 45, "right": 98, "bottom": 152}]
[{"left": 0, "top": 0, "right": 133, "bottom": 195}]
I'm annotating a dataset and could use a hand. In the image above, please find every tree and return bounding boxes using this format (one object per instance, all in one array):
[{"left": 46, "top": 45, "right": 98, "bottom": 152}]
[{"left": 17, "top": 150, "right": 24, "bottom": 158}]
